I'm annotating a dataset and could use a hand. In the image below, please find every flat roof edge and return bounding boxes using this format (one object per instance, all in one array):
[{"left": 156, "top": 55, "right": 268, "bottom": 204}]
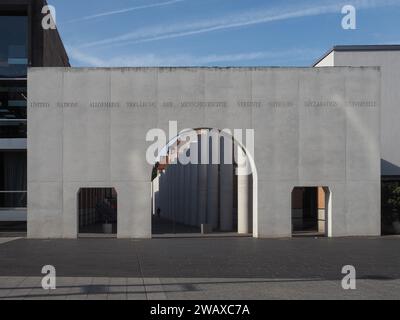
[
  {"left": 313, "top": 44, "right": 400, "bottom": 67},
  {"left": 333, "top": 45, "right": 400, "bottom": 51},
  {"left": 28, "top": 66, "right": 380, "bottom": 71}
]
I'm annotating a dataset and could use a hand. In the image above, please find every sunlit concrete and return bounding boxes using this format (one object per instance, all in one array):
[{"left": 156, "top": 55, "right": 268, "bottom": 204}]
[{"left": 28, "top": 67, "right": 381, "bottom": 238}]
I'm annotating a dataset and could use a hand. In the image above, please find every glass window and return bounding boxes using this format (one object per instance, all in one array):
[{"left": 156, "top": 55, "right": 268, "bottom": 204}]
[
  {"left": 0, "top": 151, "right": 27, "bottom": 208},
  {"left": 0, "top": 80, "right": 27, "bottom": 138},
  {"left": 0, "top": 15, "right": 28, "bottom": 78}
]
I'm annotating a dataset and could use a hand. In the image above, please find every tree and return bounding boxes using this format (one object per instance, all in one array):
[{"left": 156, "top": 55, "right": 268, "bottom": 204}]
[{"left": 388, "top": 184, "right": 400, "bottom": 213}]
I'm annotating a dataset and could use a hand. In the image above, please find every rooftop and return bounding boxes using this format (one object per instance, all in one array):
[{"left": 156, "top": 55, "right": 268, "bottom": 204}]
[{"left": 313, "top": 44, "right": 400, "bottom": 66}]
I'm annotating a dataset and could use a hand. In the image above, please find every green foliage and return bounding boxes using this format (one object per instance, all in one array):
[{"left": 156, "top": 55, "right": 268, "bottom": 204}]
[
  {"left": 382, "top": 182, "right": 400, "bottom": 224},
  {"left": 388, "top": 185, "right": 400, "bottom": 210}
]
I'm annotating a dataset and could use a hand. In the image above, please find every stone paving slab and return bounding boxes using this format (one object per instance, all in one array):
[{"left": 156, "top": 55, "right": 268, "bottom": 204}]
[{"left": 0, "top": 277, "right": 399, "bottom": 300}]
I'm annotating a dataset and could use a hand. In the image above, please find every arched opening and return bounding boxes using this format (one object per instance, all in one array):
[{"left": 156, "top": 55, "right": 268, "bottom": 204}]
[
  {"left": 77, "top": 187, "right": 117, "bottom": 236},
  {"left": 291, "top": 186, "right": 331, "bottom": 237},
  {"left": 151, "top": 128, "right": 256, "bottom": 237}
]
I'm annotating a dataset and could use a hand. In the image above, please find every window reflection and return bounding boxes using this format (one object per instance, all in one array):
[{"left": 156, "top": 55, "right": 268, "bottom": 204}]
[{"left": 0, "top": 15, "right": 28, "bottom": 78}]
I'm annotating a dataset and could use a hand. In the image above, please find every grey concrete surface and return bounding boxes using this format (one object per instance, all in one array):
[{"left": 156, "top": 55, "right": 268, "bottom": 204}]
[
  {"left": 28, "top": 67, "right": 381, "bottom": 239},
  {"left": 0, "top": 237, "right": 399, "bottom": 279},
  {"left": 316, "top": 49, "right": 400, "bottom": 175},
  {"left": 0, "top": 237, "right": 399, "bottom": 300},
  {"left": 1, "top": 276, "right": 399, "bottom": 300},
  {"left": 0, "top": 237, "right": 20, "bottom": 245}
]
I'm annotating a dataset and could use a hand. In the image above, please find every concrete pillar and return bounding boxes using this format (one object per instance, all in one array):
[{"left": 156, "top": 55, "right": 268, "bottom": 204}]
[
  {"left": 207, "top": 130, "right": 219, "bottom": 230},
  {"left": 182, "top": 163, "right": 187, "bottom": 225},
  {"left": 162, "top": 171, "right": 167, "bottom": 219},
  {"left": 197, "top": 131, "right": 208, "bottom": 225},
  {"left": 171, "top": 164, "right": 176, "bottom": 224},
  {"left": 178, "top": 160, "right": 185, "bottom": 224},
  {"left": 189, "top": 142, "right": 198, "bottom": 226},
  {"left": 184, "top": 163, "right": 191, "bottom": 225},
  {"left": 176, "top": 162, "right": 180, "bottom": 224},
  {"left": 166, "top": 168, "right": 170, "bottom": 219},
  {"left": 237, "top": 147, "right": 250, "bottom": 234},
  {"left": 220, "top": 135, "right": 234, "bottom": 231},
  {"left": 152, "top": 175, "right": 159, "bottom": 216},
  {"left": 168, "top": 167, "right": 173, "bottom": 220},
  {"left": 159, "top": 171, "right": 164, "bottom": 218}
]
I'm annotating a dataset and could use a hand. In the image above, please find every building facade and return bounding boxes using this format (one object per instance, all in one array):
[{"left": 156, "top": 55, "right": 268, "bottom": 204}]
[
  {"left": 28, "top": 67, "right": 381, "bottom": 238},
  {"left": 1, "top": 2, "right": 398, "bottom": 238},
  {"left": 315, "top": 45, "right": 400, "bottom": 235}
]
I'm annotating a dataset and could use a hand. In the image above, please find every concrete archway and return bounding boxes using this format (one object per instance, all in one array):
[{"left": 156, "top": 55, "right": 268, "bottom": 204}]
[
  {"left": 151, "top": 128, "right": 258, "bottom": 237},
  {"left": 291, "top": 186, "right": 332, "bottom": 237}
]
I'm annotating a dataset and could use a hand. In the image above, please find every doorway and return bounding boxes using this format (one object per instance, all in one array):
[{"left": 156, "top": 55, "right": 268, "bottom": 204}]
[
  {"left": 78, "top": 187, "right": 117, "bottom": 236},
  {"left": 292, "top": 186, "right": 330, "bottom": 237}
]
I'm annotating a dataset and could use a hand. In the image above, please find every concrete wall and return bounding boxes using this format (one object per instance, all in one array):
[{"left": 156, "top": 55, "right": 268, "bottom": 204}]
[
  {"left": 27, "top": 67, "right": 381, "bottom": 238},
  {"left": 316, "top": 50, "right": 400, "bottom": 176}
]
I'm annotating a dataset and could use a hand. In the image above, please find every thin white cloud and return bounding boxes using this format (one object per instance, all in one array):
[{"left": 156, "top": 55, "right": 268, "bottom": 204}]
[
  {"left": 78, "top": 0, "right": 400, "bottom": 49},
  {"left": 67, "top": 46, "right": 320, "bottom": 67},
  {"left": 67, "top": 47, "right": 105, "bottom": 66},
  {"left": 67, "top": 0, "right": 185, "bottom": 23}
]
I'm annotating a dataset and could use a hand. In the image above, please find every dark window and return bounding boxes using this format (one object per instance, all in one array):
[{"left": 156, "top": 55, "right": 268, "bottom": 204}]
[
  {"left": 0, "top": 14, "right": 28, "bottom": 78},
  {"left": 0, "top": 151, "right": 27, "bottom": 208},
  {"left": 0, "top": 80, "right": 27, "bottom": 138}
]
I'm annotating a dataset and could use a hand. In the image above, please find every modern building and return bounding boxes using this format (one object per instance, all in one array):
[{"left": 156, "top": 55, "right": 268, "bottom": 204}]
[
  {"left": 1, "top": 1, "right": 399, "bottom": 239},
  {"left": 0, "top": 0, "right": 69, "bottom": 231},
  {"left": 27, "top": 66, "right": 381, "bottom": 239}
]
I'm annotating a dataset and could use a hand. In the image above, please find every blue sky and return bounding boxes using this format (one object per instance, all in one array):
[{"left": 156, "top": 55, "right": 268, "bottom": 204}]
[{"left": 47, "top": 0, "right": 400, "bottom": 67}]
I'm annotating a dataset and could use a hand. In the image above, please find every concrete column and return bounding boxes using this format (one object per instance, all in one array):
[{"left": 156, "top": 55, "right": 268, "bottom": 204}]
[
  {"left": 152, "top": 175, "right": 159, "bottom": 216},
  {"left": 182, "top": 163, "right": 187, "bottom": 225},
  {"left": 168, "top": 167, "right": 173, "bottom": 220},
  {"left": 184, "top": 163, "right": 191, "bottom": 225},
  {"left": 207, "top": 130, "right": 219, "bottom": 230},
  {"left": 175, "top": 162, "right": 181, "bottom": 222},
  {"left": 171, "top": 164, "right": 176, "bottom": 224},
  {"left": 162, "top": 171, "right": 167, "bottom": 219},
  {"left": 178, "top": 160, "right": 185, "bottom": 224},
  {"left": 189, "top": 142, "right": 198, "bottom": 226},
  {"left": 197, "top": 132, "right": 208, "bottom": 225},
  {"left": 166, "top": 168, "right": 170, "bottom": 219},
  {"left": 159, "top": 172, "right": 164, "bottom": 218},
  {"left": 237, "top": 147, "right": 249, "bottom": 234},
  {"left": 220, "top": 135, "right": 234, "bottom": 231}
]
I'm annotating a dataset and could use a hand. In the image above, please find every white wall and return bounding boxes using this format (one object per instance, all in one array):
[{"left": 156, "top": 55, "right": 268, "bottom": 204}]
[
  {"left": 318, "top": 49, "right": 400, "bottom": 175},
  {"left": 27, "top": 67, "right": 381, "bottom": 238},
  {"left": 315, "top": 51, "right": 334, "bottom": 67}
]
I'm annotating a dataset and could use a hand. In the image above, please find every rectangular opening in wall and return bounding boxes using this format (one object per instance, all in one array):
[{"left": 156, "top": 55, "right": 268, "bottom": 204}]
[
  {"left": 78, "top": 188, "right": 117, "bottom": 236},
  {"left": 291, "top": 186, "right": 329, "bottom": 237}
]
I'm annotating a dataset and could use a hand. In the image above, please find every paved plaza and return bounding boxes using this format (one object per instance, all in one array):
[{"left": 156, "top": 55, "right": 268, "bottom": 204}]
[{"left": 0, "top": 236, "right": 399, "bottom": 300}]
